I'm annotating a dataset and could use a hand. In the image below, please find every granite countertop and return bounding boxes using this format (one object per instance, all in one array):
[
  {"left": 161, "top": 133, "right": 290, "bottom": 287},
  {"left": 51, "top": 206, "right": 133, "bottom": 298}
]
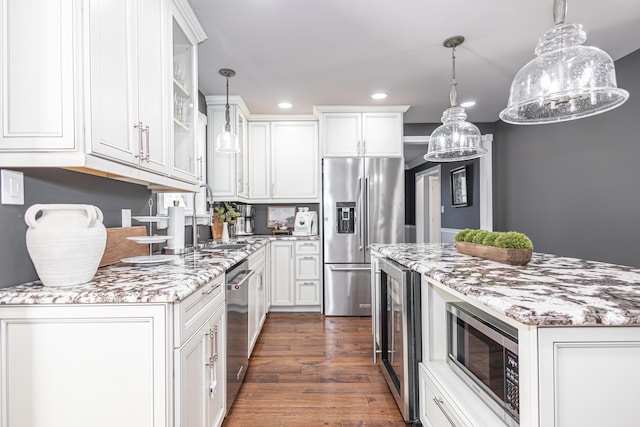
[
  {"left": 0, "top": 235, "right": 319, "bottom": 306},
  {"left": 371, "top": 243, "right": 640, "bottom": 327}
]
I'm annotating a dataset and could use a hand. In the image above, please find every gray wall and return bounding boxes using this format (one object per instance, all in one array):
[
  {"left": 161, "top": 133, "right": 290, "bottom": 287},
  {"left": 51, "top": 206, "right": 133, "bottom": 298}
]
[
  {"left": 0, "top": 168, "right": 153, "bottom": 289},
  {"left": 404, "top": 122, "right": 495, "bottom": 230},
  {"left": 493, "top": 48, "right": 640, "bottom": 267}
]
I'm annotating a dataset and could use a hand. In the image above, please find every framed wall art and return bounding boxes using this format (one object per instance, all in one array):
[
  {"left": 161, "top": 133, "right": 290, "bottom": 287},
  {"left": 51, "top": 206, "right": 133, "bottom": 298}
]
[
  {"left": 450, "top": 165, "right": 468, "bottom": 207},
  {"left": 267, "top": 205, "right": 296, "bottom": 228}
]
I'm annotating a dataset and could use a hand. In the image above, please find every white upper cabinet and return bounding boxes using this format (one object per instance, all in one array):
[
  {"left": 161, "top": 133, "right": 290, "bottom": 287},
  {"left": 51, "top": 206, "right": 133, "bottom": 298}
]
[
  {"left": 270, "top": 121, "right": 318, "bottom": 200},
  {"left": 247, "top": 120, "right": 319, "bottom": 202},
  {"left": 170, "top": 0, "right": 206, "bottom": 182},
  {"left": 247, "top": 121, "right": 270, "bottom": 200},
  {"left": 0, "top": 0, "right": 77, "bottom": 150},
  {"left": 315, "top": 106, "right": 409, "bottom": 158},
  {"left": 0, "top": 0, "right": 206, "bottom": 192},
  {"left": 89, "top": 0, "right": 168, "bottom": 175},
  {"left": 206, "top": 98, "right": 249, "bottom": 199}
]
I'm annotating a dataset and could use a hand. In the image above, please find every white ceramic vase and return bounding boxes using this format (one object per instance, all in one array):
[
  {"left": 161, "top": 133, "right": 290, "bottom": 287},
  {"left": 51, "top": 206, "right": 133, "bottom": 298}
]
[
  {"left": 222, "top": 222, "right": 230, "bottom": 242},
  {"left": 25, "top": 204, "right": 107, "bottom": 287}
]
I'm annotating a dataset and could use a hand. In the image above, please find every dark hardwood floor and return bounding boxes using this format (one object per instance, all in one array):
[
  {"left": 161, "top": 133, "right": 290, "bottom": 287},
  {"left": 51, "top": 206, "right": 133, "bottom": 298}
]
[{"left": 222, "top": 313, "right": 406, "bottom": 426}]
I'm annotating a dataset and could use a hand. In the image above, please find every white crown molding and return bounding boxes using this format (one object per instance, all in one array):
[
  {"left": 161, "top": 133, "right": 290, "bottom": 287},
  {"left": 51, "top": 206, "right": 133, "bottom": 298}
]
[
  {"left": 313, "top": 105, "right": 411, "bottom": 117},
  {"left": 248, "top": 114, "right": 317, "bottom": 122},
  {"left": 172, "top": 0, "right": 207, "bottom": 42},
  {"left": 205, "top": 95, "right": 251, "bottom": 118}
]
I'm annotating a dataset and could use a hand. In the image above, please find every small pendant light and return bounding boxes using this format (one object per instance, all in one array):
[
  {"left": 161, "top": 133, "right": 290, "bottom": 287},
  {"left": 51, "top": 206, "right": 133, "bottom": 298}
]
[
  {"left": 500, "top": 0, "right": 629, "bottom": 125},
  {"left": 424, "top": 36, "right": 487, "bottom": 162},
  {"left": 215, "top": 68, "right": 240, "bottom": 153}
]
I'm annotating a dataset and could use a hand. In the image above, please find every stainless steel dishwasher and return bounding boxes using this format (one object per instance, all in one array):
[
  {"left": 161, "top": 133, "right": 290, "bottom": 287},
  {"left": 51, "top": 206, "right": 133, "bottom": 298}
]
[{"left": 225, "top": 259, "right": 253, "bottom": 413}]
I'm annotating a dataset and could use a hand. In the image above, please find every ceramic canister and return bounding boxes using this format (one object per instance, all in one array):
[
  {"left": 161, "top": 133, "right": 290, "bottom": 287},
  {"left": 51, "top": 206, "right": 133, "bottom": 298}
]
[{"left": 24, "top": 204, "right": 107, "bottom": 287}]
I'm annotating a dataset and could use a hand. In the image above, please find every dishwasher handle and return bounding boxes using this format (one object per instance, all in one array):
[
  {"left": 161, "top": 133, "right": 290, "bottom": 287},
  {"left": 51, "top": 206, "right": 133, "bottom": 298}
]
[{"left": 227, "top": 270, "right": 255, "bottom": 291}]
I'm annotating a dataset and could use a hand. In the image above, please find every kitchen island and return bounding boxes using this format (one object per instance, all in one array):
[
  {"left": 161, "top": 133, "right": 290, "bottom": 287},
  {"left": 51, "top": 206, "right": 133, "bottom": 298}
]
[
  {"left": 371, "top": 243, "right": 640, "bottom": 427},
  {"left": 0, "top": 235, "right": 318, "bottom": 427}
]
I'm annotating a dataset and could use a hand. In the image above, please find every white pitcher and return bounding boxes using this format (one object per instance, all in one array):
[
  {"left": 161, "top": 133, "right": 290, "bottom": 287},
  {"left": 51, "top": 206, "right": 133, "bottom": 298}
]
[{"left": 25, "top": 204, "right": 107, "bottom": 287}]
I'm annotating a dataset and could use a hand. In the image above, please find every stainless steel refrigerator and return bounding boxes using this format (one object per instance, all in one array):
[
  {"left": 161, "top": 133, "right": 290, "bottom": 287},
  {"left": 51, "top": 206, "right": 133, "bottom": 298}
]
[{"left": 323, "top": 157, "right": 405, "bottom": 316}]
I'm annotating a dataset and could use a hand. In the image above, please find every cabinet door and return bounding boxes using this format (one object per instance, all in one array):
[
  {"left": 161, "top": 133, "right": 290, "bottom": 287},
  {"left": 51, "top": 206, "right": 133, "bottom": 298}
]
[
  {"left": 248, "top": 122, "right": 271, "bottom": 199},
  {"left": 295, "top": 281, "right": 320, "bottom": 305},
  {"left": 0, "top": 304, "right": 167, "bottom": 427},
  {"left": 207, "top": 305, "right": 226, "bottom": 427},
  {"left": 361, "top": 112, "right": 403, "bottom": 157},
  {"left": 248, "top": 265, "right": 258, "bottom": 356},
  {"left": 170, "top": 10, "right": 198, "bottom": 181},
  {"left": 176, "top": 305, "right": 225, "bottom": 427},
  {"left": 257, "top": 265, "right": 266, "bottom": 328},
  {"left": 538, "top": 327, "right": 640, "bottom": 427},
  {"left": 207, "top": 105, "right": 237, "bottom": 197},
  {"left": 176, "top": 320, "right": 208, "bottom": 427},
  {"left": 271, "top": 121, "right": 318, "bottom": 199},
  {"left": 0, "top": 0, "right": 76, "bottom": 150},
  {"left": 295, "top": 255, "right": 320, "bottom": 280},
  {"left": 320, "top": 112, "right": 361, "bottom": 157},
  {"left": 88, "top": 0, "right": 138, "bottom": 165},
  {"left": 137, "top": 0, "right": 168, "bottom": 175},
  {"left": 270, "top": 241, "right": 294, "bottom": 306},
  {"left": 237, "top": 111, "right": 250, "bottom": 198}
]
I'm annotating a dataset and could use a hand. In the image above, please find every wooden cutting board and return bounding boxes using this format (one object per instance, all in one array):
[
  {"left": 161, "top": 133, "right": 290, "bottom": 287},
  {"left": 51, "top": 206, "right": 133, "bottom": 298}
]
[{"left": 100, "top": 226, "right": 149, "bottom": 267}]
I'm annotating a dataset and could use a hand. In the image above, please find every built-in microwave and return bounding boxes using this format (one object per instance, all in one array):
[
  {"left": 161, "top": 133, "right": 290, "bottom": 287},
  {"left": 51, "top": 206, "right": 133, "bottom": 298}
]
[{"left": 447, "top": 302, "right": 520, "bottom": 426}]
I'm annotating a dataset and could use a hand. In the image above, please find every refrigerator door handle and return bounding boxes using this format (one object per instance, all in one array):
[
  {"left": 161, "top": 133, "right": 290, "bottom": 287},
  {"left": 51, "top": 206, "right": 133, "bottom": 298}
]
[
  {"left": 365, "top": 175, "right": 370, "bottom": 249},
  {"left": 328, "top": 266, "right": 371, "bottom": 271},
  {"left": 357, "top": 176, "right": 363, "bottom": 250}
]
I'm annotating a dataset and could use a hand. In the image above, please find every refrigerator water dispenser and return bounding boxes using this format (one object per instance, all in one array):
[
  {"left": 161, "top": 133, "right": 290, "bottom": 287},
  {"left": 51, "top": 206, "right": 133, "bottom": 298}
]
[{"left": 336, "top": 202, "right": 356, "bottom": 234}]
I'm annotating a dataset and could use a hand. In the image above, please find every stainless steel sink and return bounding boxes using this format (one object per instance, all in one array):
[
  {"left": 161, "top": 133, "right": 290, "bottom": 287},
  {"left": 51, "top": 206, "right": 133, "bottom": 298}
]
[{"left": 208, "top": 243, "right": 248, "bottom": 251}]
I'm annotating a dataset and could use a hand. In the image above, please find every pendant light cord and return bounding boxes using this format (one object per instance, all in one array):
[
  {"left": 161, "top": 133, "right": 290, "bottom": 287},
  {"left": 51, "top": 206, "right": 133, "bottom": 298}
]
[
  {"left": 224, "top": 76, "right": 231, "bottom": 132},
  {"left": 449, "top": 46, "right": 458, "bottom": 108}
]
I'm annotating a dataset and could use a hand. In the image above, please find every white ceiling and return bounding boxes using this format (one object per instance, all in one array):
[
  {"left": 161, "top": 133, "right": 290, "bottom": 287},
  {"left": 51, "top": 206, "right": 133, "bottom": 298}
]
[{"left": 188, "top": 0, "right": 640, "bottom": 125}]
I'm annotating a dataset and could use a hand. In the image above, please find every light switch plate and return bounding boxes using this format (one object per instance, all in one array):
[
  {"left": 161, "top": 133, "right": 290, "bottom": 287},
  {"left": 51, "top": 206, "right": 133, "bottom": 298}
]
[{"left": 1, "top": 169, "right": 24, "bottom": 205}]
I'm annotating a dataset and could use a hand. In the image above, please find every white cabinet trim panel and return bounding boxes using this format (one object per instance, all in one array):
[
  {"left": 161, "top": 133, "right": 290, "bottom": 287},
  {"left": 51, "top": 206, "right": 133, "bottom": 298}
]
[{"left": 0, "top": 304, "right": 168, "bottom": 427}]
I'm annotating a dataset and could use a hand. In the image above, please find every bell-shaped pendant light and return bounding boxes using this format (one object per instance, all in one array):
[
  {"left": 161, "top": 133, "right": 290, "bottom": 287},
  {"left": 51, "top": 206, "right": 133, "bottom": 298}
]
[
  {"left": 215, "top": 68, "right": 240, "bottom": 153},
  {"left": 500, "top": 0, "right": 629, "bottom": 125},
  {"left": 425, "top": 36, "right": 487, "bottom": 162}
]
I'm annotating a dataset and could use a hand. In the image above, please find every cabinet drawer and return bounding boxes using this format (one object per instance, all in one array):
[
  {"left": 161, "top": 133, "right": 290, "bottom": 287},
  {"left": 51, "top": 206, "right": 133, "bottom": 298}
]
[
  {"left": 295, "top": 254, "right": 320, "bottom": 280},
  {"left": 295, "top": 240, "right": 319, "bottom": 254},
  {"left": 295, "top": 280, "right": 320, "bottom": 305},
  {"left": 248, "top": 246, "right": 266, "bottom": 270},
  {"left": 420, "top": 365, "right": 465, "bottom": 427},
  {"left": 174, "top": 273, "right": 225, "bottom": 347}
]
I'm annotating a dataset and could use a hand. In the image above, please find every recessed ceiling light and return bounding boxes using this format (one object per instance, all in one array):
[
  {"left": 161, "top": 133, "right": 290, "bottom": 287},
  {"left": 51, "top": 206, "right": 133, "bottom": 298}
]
[
  {"left": 460, "top": 101, "right": 476, "bottom": 108},
  {"left": 371, "top": 92, "right": 388, "bottom": 100},
  {"left": 278, "top": 102, "right": 292, "bottom": 109}
]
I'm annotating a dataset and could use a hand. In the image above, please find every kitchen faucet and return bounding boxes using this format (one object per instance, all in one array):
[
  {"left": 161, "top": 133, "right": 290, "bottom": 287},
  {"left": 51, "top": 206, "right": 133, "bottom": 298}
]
[{"left": 192, "top": 183, "right": 214, "bottom": 247}]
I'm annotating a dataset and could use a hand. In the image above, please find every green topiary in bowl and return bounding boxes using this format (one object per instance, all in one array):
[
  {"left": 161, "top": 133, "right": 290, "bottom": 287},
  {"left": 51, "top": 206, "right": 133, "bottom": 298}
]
[
  {"left": 454, "top": 228, "right": 473, "bottom": 242},
  {"left": 481, "top": 231, "right": 502, "bottom": 246},
  {"left": 464, "top": 229, "right": 482, "bottom": 243},
  {"left": 472, "top": 230, "right": 489, "bottom": 244},
  {"left": 494, "top": 231, "right": 534, "bottom": 249}
]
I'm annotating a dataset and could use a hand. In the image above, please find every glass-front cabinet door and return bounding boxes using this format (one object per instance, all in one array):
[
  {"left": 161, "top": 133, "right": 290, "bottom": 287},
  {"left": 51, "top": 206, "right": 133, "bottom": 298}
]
[{"left": 170, "top": 11, "right": 197, "bottom": 182}]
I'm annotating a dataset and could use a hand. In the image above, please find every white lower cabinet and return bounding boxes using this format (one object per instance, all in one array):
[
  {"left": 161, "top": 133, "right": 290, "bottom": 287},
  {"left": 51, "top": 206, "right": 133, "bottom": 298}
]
[
  {"left": 248, "top": 246, "right": 267, "bottom": 356},
  {"left": 270, "top": 241, "right": 295, "bottom": 306},
  {"left": 174, "top": 274, "right": 226, "bottom": 427},
  {"left": 0, "top": 304, "right": 168, "bottom": 427},
  {"left": 0, "top": 274, "right": 227, "bottom": 427},
  {"left": 270, "top": 240, "right": 321, "bottom": 310},
  {"left": 538, "top": 326, "right": 640, "bottom": 427}
]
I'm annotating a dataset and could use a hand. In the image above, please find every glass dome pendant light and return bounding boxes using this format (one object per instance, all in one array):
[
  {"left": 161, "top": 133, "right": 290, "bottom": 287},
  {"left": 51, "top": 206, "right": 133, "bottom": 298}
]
[
  {"left": 215, "top": 68, "right": 240, "bottom": 153},
  {"left": 424, "top": 36, "right": 487, "bottom": 162},
  {"left": 499, "top": 0, "right": 629, "bottom": 125}
]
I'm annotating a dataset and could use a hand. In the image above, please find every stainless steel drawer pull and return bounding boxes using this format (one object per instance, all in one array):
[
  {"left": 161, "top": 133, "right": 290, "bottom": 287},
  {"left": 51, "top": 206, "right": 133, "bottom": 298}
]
[
  {"left": 201, "top": 283, "right": 221, "bottom": 296},
  {"left": 433, "top": 397, "right": 458, "bottom": 427}
]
